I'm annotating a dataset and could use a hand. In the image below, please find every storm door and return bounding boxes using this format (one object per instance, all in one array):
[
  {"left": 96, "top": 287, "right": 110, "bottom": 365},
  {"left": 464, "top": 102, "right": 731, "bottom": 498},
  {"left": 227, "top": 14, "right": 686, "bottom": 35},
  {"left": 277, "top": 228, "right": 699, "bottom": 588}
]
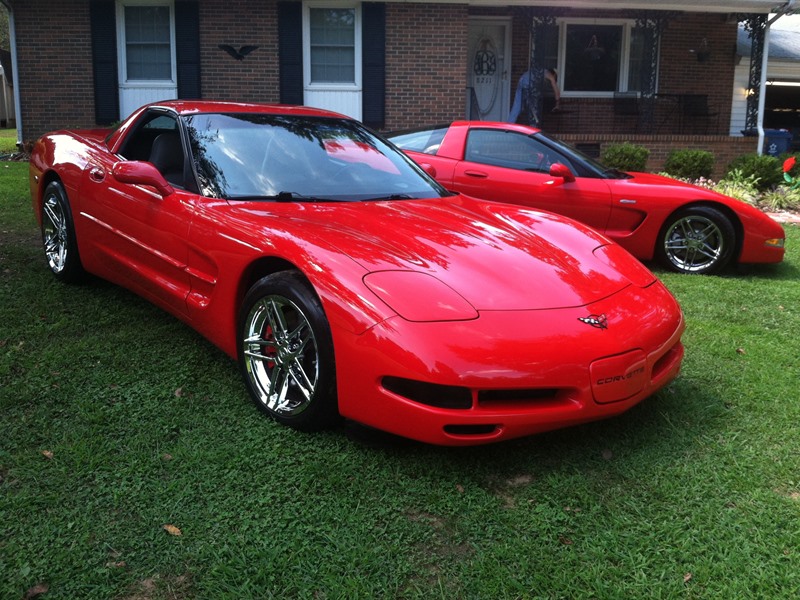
[
  {"left": 303, "top": 3, "right": 362, "bottom": 120},
  {"left": 467, "top": 18, "right": 511, "bottom": 122},
  {"left": 116, "top": 1, "right": 178, "bottom": 119}
]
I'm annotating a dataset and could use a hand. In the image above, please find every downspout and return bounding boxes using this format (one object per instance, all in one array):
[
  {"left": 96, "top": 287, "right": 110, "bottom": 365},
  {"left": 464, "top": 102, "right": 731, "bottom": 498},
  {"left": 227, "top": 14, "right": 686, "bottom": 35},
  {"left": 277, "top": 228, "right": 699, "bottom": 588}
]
[
  {"left": 758, "top": 0, "right": 797, "bottom": 154},
  {"left": 1, "top": 0, "right": 22, "bottom": 150}
]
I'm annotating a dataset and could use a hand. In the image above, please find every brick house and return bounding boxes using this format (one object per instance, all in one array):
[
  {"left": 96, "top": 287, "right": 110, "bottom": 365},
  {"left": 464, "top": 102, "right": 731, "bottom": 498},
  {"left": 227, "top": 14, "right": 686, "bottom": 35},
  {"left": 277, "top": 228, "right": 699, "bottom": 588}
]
[{"left": 2, "top": 0, "right": 794, "bottom": 174}]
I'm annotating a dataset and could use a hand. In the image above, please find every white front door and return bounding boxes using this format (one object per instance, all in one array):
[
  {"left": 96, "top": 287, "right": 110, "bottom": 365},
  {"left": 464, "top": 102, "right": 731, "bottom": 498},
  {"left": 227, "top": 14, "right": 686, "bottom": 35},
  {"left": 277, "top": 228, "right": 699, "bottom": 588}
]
[
  {"left": 116, "top": 1, "right": 178, "bottom": 119},
  {"left": 467, "top": 19, "right": 511, "bottom": 122},
  {"left": 303, "top": 3, "right": 362, "bottom": 120}
]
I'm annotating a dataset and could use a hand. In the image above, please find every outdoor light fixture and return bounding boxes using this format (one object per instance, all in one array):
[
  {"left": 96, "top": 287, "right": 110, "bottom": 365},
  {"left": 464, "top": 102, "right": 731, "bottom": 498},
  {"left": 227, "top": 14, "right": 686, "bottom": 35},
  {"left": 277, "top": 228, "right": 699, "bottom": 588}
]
[{"left": 690, "top": 38, "right": 711, "bottom": 62}]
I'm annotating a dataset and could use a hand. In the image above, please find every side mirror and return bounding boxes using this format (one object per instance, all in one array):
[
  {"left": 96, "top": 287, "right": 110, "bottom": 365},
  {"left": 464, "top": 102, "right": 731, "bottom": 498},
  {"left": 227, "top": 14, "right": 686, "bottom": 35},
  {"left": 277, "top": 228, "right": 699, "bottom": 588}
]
[
  {"left": 549, "top": 162, "right": 576, "bottom": 183},
  {"left": 112, "top": 161, "right": 174, "bottom": 197},
  {"left": 420, "top": 163, "right": 437, "bottom": 178}
]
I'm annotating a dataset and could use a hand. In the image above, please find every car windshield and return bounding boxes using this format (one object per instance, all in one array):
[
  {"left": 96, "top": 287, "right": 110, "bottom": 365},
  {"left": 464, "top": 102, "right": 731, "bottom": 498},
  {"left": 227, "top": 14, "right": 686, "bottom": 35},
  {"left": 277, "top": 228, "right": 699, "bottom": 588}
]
[{"left": 183, "top": 113, "right": 449, "bottom": 201}]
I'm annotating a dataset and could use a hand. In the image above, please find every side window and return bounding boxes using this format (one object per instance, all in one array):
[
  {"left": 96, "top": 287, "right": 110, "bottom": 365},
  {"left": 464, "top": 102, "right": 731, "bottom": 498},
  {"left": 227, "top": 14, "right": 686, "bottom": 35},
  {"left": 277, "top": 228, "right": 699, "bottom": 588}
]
[
  {"left": 390, "top": 127, "right": 448, "bottom": 155},
  {"left": 117, "top": 112, "right": 185, "bottom": 186},
  {"left": 465, "top": 129, "right": 570, "bottom": 173}
]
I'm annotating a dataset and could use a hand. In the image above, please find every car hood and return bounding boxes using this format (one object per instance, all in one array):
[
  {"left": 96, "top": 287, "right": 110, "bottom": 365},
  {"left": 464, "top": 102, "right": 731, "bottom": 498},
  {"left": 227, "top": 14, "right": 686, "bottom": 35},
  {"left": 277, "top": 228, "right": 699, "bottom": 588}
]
[{"left": 234, "top": 195, "right": 650, "bottom": 311}]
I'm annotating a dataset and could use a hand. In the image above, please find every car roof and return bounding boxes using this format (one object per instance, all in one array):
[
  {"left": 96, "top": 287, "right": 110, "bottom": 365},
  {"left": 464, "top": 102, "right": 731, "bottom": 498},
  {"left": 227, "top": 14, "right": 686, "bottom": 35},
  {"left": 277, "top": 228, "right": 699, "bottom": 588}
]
[{"left": 143, "top": 100, "right": 349, "bottom": 120}]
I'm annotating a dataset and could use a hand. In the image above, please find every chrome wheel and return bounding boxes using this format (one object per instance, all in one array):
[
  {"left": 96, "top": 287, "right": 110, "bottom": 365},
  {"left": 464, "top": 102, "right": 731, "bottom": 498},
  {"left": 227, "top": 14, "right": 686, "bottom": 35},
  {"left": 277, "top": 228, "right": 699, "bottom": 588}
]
[
  {"left": 238, "top": 272, "right": 338, "bottom": 431},
  {"left": 40, "top": 181, "right": 84, "bottom": 283},
  {"left": 658, "top": 207, "right": 735, "bottom": 275},
  {"left": 42, "top": 191, "right": 69, "bottom": 274},
  {"left": 242, "top": 295, "right": 319, "bottom": 417}
]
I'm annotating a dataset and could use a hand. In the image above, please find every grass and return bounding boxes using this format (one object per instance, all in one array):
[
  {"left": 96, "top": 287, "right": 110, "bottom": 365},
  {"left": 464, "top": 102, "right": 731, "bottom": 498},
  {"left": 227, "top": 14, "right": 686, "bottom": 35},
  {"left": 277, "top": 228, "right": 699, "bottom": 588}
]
[
  {"left": 0, "top": 128, "right": 18, "bottom": 155},
  {"left": 2, "top": 159, "right": 799, "bottom": 599}
]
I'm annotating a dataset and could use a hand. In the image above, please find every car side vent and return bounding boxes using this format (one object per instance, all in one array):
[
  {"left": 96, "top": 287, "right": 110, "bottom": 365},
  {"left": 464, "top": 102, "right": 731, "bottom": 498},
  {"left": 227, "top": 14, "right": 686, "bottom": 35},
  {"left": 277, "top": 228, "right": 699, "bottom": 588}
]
[{"left": 382, "top": 376, "right": 473, "bottom": 409}]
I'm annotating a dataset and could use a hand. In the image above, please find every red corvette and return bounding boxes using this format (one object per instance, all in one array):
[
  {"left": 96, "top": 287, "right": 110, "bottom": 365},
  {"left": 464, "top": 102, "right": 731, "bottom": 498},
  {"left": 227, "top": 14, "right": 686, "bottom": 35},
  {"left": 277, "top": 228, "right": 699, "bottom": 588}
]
[
  {"left": 30, "top": 101, "right": 684, "bottom": 446},
  {"left": 390, "top": 121, "right": 786, "bottom": 275}
]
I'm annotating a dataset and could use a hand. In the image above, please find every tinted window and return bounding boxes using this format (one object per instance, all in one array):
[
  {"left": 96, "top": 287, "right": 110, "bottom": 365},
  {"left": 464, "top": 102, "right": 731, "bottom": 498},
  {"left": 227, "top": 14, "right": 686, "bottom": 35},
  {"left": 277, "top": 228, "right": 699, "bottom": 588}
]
[
  {"left": 464, "top": 129, "right": 574, "bottom": 173},
  {"left": 389, "top": 127, "right": 449, "bottom": 155},
  {"left": 118, "top": 111, "right": 179, "bottom": 163}
]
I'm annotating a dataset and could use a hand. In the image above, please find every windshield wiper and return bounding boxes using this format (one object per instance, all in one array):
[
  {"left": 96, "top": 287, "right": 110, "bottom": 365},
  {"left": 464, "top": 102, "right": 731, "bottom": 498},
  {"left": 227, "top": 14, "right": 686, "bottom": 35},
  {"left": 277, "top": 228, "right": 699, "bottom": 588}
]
[
  {"left": 363, "top": 193, "right": 415, "bottom": 201},
  {"left": 228, "top": 191, "right": 344, "bottom": 202}
]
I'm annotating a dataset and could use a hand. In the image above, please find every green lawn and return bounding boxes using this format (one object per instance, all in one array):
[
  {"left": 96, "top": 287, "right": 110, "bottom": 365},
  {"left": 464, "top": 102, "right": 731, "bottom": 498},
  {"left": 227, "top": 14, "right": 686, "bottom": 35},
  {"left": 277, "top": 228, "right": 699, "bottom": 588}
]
[
  {"left": 2, "top": 160, "right": 799, "bottom": 599},
  {"left": 0, "top": 128, "right": 18, "bottom": 155}
]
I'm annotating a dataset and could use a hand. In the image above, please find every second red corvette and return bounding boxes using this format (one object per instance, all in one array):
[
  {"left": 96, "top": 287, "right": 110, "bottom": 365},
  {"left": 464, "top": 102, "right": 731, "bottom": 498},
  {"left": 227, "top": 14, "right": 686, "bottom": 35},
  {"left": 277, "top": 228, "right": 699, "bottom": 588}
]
[{"left": 390, "top": 122, "right": 786, "bottom": 275}]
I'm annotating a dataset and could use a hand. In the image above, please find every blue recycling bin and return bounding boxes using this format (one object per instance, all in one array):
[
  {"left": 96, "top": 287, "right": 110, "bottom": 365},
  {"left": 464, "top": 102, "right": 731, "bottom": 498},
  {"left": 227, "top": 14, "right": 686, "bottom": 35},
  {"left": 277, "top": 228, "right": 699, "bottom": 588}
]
[{"left": 763, "top": 129, "right": 792, "bottom": 157}]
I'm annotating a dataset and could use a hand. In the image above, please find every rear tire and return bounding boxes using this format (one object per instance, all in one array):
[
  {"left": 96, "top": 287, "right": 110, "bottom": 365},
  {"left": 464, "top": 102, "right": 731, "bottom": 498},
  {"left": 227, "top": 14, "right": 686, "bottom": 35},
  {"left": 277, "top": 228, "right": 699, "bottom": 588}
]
[
  {"left": 238, "top": 271, "right": 339, "bottom": 432},
  {"left": 41, "top": 181, "right": 85, "bottom": 283},
  {"left": 656, "top": 206, "right": 736, "bottom": 275}
]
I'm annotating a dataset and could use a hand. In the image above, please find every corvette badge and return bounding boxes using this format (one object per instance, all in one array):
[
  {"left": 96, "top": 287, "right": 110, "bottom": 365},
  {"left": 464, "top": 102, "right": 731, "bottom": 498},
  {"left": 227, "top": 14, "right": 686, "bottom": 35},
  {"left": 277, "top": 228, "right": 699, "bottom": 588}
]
[{"left": 579, "top": 314, "right": 608, "bottom": 330}]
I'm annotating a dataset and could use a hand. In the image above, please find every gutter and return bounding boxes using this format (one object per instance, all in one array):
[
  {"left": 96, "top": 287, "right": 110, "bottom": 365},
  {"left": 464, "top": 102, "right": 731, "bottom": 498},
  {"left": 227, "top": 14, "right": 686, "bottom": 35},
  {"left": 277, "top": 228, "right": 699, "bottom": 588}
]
[
  {"left": 757, "top": 0, "right": 797, "bottom": 154},
  {"left": 1, "top": 0, "right": 22, "bottom": 150}
]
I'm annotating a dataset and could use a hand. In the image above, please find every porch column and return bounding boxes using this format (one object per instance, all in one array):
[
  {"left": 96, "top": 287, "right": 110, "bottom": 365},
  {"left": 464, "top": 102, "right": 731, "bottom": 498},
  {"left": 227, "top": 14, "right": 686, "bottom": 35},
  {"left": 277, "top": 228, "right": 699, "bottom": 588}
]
[
  {"left": 741, "top": 14, "right": 768, "bottom": 134},
  {"left": 634, "top": 12, "right": 674, "bottom": 134}
]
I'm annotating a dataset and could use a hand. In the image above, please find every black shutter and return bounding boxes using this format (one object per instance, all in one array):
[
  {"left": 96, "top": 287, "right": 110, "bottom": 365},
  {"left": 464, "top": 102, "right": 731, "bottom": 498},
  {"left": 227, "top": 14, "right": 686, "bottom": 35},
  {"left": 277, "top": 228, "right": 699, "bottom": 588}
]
[
  {"left": 175, "top": 1, "right": 201, "bottom": 99},
  {"left": 361, "top": 3, "right": 385, "bottom": 129},
  {"left": 89, "top": 1, "right": 119, "bottom": 125},
  {"left": 278, "top": 2, "right": 303, "bottom": 105}
]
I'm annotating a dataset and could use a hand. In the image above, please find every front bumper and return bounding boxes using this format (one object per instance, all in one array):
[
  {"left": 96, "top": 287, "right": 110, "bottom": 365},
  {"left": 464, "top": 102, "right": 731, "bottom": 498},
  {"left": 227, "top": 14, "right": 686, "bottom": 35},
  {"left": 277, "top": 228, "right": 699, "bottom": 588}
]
[{"left": 334, "top": 281, "right": 685, "bottom": 446}]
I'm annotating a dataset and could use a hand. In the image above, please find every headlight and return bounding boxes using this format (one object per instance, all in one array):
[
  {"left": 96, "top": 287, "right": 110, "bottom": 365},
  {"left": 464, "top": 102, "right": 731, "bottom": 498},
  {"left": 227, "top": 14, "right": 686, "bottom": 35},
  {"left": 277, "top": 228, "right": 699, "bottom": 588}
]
[
  {"left": 593, "top": 243, "right": 656, "bottom": 288},
  {"left": 364, "top": 271, "right": 478, "bottom": 322},
  {"left": 765, "top": 238, "right": 785, "bottom": 248}
]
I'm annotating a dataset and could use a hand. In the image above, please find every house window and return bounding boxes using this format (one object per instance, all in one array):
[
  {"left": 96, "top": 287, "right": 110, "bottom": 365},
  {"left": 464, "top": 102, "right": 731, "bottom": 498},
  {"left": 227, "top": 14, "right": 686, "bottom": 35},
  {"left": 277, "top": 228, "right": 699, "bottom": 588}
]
[
  {"left": 309, "top": 7, "right": 356, "bottom": 84},
  {"left": 304, "top": 3, "right": 361, "bottom": 88},
  {"left": 119, "top": 3, "right": 175, "bottom": 82},
  {"left": 560, "top": 21, "right": 651, "bottom": 95}
]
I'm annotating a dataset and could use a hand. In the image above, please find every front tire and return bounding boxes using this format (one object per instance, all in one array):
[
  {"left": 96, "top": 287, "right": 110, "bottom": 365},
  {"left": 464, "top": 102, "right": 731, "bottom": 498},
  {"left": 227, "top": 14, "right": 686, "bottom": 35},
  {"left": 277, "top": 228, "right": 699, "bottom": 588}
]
[
  {"left": 41, "top": 181, "right": 85, "bottom": 283},
  {"left": 238, "top": 271, "right": 339, "bottom": 432},
  {"left": 656, "top": 206, "right": 736, "bottom": 275}
]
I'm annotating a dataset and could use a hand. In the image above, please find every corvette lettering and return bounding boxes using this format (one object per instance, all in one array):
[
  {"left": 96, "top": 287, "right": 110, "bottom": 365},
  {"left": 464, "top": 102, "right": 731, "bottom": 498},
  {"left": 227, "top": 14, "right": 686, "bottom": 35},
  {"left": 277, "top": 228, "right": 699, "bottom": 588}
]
[{"left": 596, "top": 366, "right": 646, "bottom": 385}]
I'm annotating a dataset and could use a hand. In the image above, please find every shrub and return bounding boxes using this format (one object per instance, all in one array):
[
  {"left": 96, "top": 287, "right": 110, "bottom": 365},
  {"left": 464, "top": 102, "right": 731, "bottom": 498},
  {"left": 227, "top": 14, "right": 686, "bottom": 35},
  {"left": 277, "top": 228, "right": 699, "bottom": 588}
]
[
  {"left": 760, "top": 186, "right": 800, "bottom": 212},
  {"left": 600, "top": 142, "right": 649, "bottom": 172},
  {"left": 712, "top": 168, "right": 760, "bottom": 204},
  {"left": 725, "top": 153, "right": 782, "bottom": 191},
  {"left": 663, "top": 149, "right": 714, "bottom": 180}
]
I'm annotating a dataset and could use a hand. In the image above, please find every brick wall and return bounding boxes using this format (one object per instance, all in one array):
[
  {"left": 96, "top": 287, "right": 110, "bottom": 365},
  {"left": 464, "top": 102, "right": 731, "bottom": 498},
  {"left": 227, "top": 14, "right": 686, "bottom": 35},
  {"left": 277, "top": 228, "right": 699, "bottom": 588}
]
[
  {"left": 198, "top": 0, "right": 280, "bottom": 103},
  {"left": 8, "top": 0, "right": 748, "bottom": 152},
  {"left": 658, "top": 13, "right": 739, "bottom": 135},
  {"left": 12, "top": 0, "right": 96, "bottom": 140},
  {"left": 384, "top": 3, "right": 468, "bottom": 131}
]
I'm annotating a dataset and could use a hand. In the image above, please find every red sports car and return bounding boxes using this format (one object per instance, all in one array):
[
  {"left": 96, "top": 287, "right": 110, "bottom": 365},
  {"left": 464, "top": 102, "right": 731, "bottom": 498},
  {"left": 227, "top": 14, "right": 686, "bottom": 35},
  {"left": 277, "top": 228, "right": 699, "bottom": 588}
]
[
  {"left": 390, "top": 121, "right": 786, "bottom": 275},
  {"left": 30, "top": 101, "right": 684, "bottom": 446}
]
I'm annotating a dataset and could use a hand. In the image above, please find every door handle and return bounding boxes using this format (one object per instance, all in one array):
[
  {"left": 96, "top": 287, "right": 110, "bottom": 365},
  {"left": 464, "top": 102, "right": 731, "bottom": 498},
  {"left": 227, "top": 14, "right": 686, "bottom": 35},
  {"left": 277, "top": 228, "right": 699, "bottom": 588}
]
[
  {"left": 464, "top": 170, "right": 488, "bottom": 179},
  {"left": 89, "top": 166, "right": 105, "bottom": 182}
]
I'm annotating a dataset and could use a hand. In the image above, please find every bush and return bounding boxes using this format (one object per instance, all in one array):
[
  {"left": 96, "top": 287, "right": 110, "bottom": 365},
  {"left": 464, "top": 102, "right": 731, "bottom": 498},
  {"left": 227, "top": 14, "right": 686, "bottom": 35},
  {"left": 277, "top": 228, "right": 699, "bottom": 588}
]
[
  {"left": 713, "top": 169, "right": 760, "bottom": 204},
  {"left": 725, "top": 153, "right": 783, "bottom": 191},
  {"left": 760, "top": 186, "right": 800, "bottom": 212},
  {"left": 600, "top": 142, "right": 649, "bottom": 172},
  {"left": 663, "top": 149, "right": 715, "bottom": 180}
]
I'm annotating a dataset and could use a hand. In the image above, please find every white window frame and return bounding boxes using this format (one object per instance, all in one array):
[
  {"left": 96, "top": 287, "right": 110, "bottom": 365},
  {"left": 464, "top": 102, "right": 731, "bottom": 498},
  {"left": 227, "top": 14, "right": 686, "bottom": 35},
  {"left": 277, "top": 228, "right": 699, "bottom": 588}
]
[
  {"left": 557, "top": 18, "right": 644, "bottom": 98},
  {"left": 116, "top": 0, "right": 177, "bottom": 88},
  {"left": 302, "top": 2, "right": 362, "bottom": 92}
]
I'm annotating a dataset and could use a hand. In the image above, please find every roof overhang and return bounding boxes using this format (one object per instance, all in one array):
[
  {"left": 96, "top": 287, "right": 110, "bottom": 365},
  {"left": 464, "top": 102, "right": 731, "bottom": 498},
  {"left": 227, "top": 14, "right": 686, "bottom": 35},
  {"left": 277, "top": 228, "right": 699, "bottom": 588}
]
[{"left": 401, "top": 1, "right": 794, "bottom": 14}]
